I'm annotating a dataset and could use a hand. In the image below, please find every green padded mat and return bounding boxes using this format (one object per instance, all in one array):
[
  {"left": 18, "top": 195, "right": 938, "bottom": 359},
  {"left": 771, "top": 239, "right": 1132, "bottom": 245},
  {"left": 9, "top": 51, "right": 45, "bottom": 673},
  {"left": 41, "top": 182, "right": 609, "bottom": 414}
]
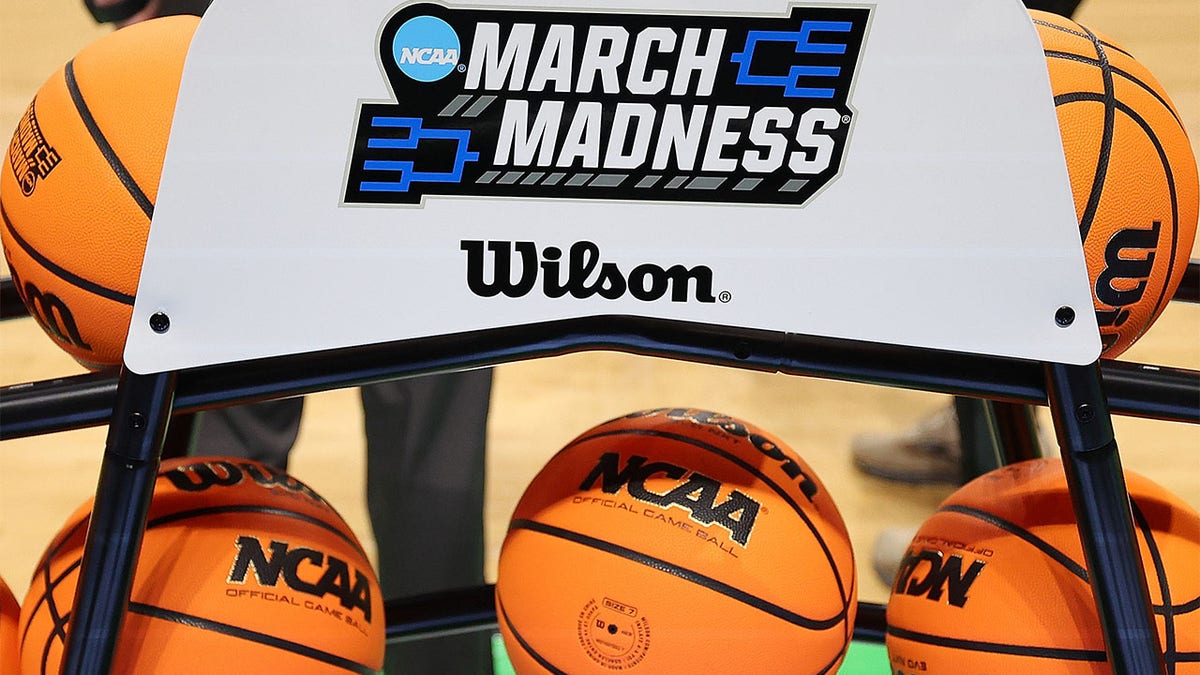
[{"left": 489, "top": 633, "right": 891, "bottom": 674}]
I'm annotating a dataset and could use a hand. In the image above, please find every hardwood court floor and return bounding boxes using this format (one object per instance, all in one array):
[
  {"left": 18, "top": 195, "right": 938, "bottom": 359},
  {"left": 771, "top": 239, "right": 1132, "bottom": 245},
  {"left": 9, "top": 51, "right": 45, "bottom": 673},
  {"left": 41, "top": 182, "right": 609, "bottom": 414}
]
[{"left": 1, "top": 0, "right": 1197, "bottom": 611}]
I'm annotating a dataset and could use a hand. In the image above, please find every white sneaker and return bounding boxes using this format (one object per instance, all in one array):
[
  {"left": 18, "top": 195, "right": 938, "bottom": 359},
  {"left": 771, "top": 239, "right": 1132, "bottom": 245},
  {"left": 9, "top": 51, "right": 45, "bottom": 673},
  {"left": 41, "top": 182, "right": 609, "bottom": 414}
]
[
  {"left": 851, "top": 405, "right": 963, "bottom": 484},
  {"left": 871, "top": 526, "right": 921, "bottom": 588}
]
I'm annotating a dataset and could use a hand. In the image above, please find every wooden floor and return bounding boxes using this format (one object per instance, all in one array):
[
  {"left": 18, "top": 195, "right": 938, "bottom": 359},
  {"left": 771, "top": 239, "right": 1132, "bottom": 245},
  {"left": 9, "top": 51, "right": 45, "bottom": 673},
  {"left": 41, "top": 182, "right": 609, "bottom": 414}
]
[{"left": 1, "top": 0, "right": 1197, "bottom": 611}]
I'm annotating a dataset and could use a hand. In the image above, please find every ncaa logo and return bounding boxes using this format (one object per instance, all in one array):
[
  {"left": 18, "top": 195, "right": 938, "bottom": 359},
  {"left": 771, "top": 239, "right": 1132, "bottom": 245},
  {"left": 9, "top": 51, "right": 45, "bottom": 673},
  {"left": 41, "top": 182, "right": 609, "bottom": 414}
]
[{"left": 391, "top": 15, "right": 459, "bottom": 82}]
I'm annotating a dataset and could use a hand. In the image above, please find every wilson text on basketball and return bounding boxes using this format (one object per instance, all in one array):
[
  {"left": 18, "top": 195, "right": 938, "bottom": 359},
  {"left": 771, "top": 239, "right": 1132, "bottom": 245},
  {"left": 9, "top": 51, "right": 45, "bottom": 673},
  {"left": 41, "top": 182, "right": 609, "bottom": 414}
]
[
  {"left": 164, "top": 459, "right": 333, "bottom": 509},
  {"left": 893, "top": 548, "right": 986, "bottom": 608},
  {"left": 1093, "top": 221, "right": 1160, "bottom": 351},
  {"left": 6, "top": 268, "right": 90, "bottom": 351},
  {"left": 623, "top": 408, "right": 819, "bottom": 502}
]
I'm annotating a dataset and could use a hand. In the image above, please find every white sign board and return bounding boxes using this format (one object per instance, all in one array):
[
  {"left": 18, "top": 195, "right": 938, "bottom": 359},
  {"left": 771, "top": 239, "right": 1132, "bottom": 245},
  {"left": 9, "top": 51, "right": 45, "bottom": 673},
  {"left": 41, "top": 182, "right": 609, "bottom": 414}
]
[{"left": 125, "top": 0, "right": 1101, "bottom": 373}]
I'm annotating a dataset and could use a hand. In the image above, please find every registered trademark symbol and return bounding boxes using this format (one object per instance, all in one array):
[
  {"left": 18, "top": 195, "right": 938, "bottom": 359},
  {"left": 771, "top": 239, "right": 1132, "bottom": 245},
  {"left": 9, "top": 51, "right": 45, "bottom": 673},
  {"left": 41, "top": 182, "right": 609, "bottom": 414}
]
[
  {"left": 457, "top": 64, "right": 467, "bottom": 72},
  {"left": 719, "top": 291, "right": 732, "bottom": 303},
  {"left": 841, "top": 115, "right": 851, "bottom": 124}
]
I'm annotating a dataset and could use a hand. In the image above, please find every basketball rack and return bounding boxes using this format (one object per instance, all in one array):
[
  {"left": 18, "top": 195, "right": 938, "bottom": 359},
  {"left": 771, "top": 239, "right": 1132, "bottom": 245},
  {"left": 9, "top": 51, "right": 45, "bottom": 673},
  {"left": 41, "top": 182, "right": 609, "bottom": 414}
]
[
  {"left": 2, "top": 273, "right": 1198, "bottom": 673},
  {"left": 3, "top": 1, "right": 1199, "bottom": 672}
]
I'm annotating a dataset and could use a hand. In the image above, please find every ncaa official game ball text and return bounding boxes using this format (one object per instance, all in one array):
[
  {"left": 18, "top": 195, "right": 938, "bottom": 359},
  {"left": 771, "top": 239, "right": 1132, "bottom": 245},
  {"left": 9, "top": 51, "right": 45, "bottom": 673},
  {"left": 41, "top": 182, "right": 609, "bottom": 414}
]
[
  {"left": 18, "top": 457, "right": 385, "bottom": 674},
  {"left": 496, "top": 408, "right": 857, "bottom": 674}
]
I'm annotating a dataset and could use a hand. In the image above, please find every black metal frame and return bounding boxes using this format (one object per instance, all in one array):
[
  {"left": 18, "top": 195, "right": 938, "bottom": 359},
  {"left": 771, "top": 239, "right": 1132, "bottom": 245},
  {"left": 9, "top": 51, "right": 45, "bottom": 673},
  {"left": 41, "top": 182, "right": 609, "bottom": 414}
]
[{"left": 2, "top": 271, "right": 1198, "bottom": 674}]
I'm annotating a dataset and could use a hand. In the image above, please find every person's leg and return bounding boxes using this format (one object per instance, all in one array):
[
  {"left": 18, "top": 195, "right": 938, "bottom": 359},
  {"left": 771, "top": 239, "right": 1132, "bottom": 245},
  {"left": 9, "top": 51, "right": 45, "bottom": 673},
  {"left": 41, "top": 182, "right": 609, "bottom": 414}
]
[
  {"left": 362, "top": 369, "right": 493, "bottom": 674},
  {"left": 188, "top": 399, "right": 305, "bottom": 470}
]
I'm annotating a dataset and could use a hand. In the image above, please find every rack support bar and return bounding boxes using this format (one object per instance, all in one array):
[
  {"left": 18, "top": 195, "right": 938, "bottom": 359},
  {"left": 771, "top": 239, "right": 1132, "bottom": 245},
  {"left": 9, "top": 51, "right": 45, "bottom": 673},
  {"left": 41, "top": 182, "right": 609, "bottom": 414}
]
[
  {"left": 1046, "top": 362, "right": 1164, "bottom": 675},
  {"left": 61, "top": 369, "right": 176, "bottom": 675}
]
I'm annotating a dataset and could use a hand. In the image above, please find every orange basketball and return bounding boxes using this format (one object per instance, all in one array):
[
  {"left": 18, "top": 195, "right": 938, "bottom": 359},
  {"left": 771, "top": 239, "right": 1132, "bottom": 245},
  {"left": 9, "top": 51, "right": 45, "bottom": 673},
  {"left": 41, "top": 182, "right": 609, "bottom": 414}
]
[
  {"left": 0, "top": 16, "right": 197, "bottom": 369},
  {"left": 18, "top": 457, "right": 385, "bottom": 674},
  {"left": 495, "top": 408, "right": 857, "bottom": 674},
  {"left": 1, "top": 575, "right": 18, "bottom": 675},
  {"left": 1031, "top": 10, "right": 1199, "bottom": 357},
  {"left": 886, "top": 458, "right": 1200, "bottom": 673}
]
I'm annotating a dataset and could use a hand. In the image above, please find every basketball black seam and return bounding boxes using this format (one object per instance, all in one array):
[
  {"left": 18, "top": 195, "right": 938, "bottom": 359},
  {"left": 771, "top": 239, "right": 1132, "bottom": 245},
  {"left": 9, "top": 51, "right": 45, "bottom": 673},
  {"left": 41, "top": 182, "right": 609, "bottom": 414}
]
[
  {"left": 38, "top": 518, "right": 90, "bottom": 571},
  {"left": 1163, "top": 595, "right": 1200, "bottom": 615},
  {"left": 1043, "top": 50, "right": 1185, "bottom": 128},
  {"left": 127, "top": 602, "right": 377, "bottom": 674},
  {"left": 887, "top": 626, "right": 1108, "bottom": 661},
  {"left": 22, "top": 558, "right": 82, "bottom": 648},
  {"left": 563, "top": 427, "right": 852, "bottom": 608},
  {"left": 1116, "top": 99, "right": 1183, "bottom": 334},
  {"left": 510, "top": 518, "right": 847, "bottom": 631},
  {"left": 1074, "top": 22, "right": 1115, "bottom": 242},
  {"left": 0, "top": 200, "right": 135, "bottom": 305},
  {"left": 1031, "top": 18, "right": 1133, "bottom": 58},
  {"left": 64, "top": 59, "right": 155, "bottom": 220},
  {"left": 1131, "top": 501, "right": 1176, "bottom": 673},
  {"left": 937, "top": 504, "right": 1089, "bottom": 582},
  {"left": 41, "top": 611, "right": 70, "bottom": 675},
  {"left": 42, "top": 567, "right": 72, "bottom": 675},
  {"left": 495, "top": 592, "right": 569, "bottom": 675},
  {"left": 1032, "top": 19, "right": 1117, "bottom": 241},
  {"left": 145, "top": 504, "right": 369, "bottom": 561}
]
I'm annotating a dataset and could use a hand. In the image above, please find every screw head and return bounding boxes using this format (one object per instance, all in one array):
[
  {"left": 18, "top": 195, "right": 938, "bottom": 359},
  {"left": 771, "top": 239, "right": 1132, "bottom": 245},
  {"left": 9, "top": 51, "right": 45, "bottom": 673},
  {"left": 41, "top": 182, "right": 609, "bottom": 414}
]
[
  {"left": 1055, "top": 306, "right": 1076, "bottom": 327},
  {"left": 149, "top": 312, "right": 171, "bottom": 334},
  {"left": 733, "top": 341, "right": 752, "bottom": 360},
  {"left": 1075, "top": 404, "right": 1095, "bottom": 423}
]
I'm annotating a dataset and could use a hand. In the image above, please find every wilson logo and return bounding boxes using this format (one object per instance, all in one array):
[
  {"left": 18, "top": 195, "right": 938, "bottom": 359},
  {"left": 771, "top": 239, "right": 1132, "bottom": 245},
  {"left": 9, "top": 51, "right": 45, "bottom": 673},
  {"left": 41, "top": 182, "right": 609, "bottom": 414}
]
[
  {"left": 625, "top": 408, "right": 819, "bottom": 503},
  {"left": 1093, "top": 221, "right": 1159, "bottom": 350},
  {"left": 228, "top": 536, "right": 373, "bottom": 620},
  {"left": 164, "top": 459, "right": 331, "bottom": 509},
  {"left": 579, "top": 452, "right": 760, "bottom": 546},
  {"left": 461, "top": 239, "right": 718, "bottom": 303},
  {"left": 893, "top": 548, "right": 986, "bottom": 608},
  {"left": 9, "top": 270, "right": 90, "bottom": 351}
]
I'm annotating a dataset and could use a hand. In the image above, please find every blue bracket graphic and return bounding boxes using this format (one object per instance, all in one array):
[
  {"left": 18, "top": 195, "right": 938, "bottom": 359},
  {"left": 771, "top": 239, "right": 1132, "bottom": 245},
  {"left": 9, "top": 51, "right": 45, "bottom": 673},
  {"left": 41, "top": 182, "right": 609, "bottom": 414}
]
[
  {"left": 729, "top": 21, "right": 852, "bottom": 98},
  {"left": 359, "top": 116, "right": 479, "bottom": 192}
]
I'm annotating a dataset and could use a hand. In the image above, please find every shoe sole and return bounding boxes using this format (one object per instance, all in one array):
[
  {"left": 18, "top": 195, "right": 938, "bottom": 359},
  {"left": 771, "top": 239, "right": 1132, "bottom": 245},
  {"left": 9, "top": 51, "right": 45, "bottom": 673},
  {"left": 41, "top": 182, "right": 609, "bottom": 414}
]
[{"left": 851, "top": 456, "right": 961, "bottom": 485}]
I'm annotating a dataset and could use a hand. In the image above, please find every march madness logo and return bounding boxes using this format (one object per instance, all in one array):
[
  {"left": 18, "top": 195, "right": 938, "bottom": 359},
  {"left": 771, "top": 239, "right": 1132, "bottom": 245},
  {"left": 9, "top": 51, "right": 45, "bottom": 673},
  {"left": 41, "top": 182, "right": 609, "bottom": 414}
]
[{"left": 344, "top": 3, "right": 870, "bottom": 206}]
